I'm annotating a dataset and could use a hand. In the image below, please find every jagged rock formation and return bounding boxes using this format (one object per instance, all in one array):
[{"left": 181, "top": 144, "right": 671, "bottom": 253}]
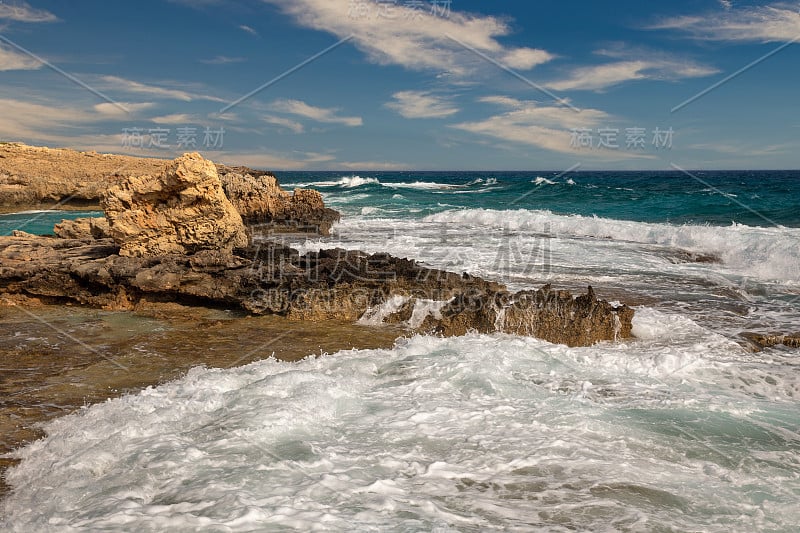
[
  {"left": 218, "top": 165, "right": 340, "bottom": 235},
  {"left": 0, "top": 235, "right": 634, "bottom": 347},
  {"left": 0, "top": 143, "right": 340, "bottom": 236},
  {"left": 101, "top": 153, "right": 249, "bottom": 257}
]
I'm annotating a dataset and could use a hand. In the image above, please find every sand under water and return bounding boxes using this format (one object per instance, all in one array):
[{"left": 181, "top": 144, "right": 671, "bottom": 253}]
[{"left": 0, "top": 301, "right": 404, "bottom": 500}]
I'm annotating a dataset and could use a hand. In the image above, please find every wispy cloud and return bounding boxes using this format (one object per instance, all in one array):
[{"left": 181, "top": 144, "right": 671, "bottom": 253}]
[
  {"left": 239, "top": 24, "right": 259, "bottom": 36},
  {"left": 262, "top": 114, "right": 305, "bottom": 133},
  {"left": 261, "top": 0, "right": 553, "bottom": 75},
  {"left": 93, "top": 102, "right": 155, "bottom": 117},
  {"left": 653, "top": 3, "right": 800, "bottom": 42},
  {"left": 0, "top": 1, "right": 57, "bottom": 23},
  {"left": 0, "top": 43, "right": 41, "bottom": 70},
  {"left": 98, "top": 75, "right": 225, "bottom": 103},
  {"left": 690, "top": 141, "right": 793, "bottom": 156},
  {"left": 546, "top": 52, "right": 718, "bottom": 92},
  {"left": 269, "top": 98, "right": 362, "bottom": 127},
  {"left": 385, "top": 90, "right": 459, "bottom": 119},
  {"left": 200, "top": 55, "right": 246, "bottom": 65},
  {"left": 150, "top": 113, "right": 198, "bottom": 125},
  {"left": 452, "top": 95, "right": 616, "bottom": 155},
  {"left": 0, "top": 97, "right": 116, "bottom": 142}
]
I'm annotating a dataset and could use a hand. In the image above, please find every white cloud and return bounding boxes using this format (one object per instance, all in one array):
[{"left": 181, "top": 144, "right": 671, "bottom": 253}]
[
  {"left": 0, "top": 2, "right": 57, "bottom": 22},
  {"left": 452, "top": 96, "right": 613, "bottom": 155},
  {"left": 98, "top": 75, "right": 225, "bottom": 103},
  {"left": 262, "top": 114, "right": 305, "bottom": 133},
  {"left": 653, "top": 3, "right": 800, "bottom": 42},
  {"left": 546, "top": 57, "right": 718, "bottom": 92},
  {"left": 239, "top": 24, "right": 259, "bottom": 36},
  {"left": 200, "top": 55, "right": 246, "bottom": 65},
  {"left": 502, "top": 48, "right": 554, "bottom": 70},
  {"left": 261, "top": 0, "right": 553, "bottom": 74},
  {"left": 0, "top": 44, "right": 41, "bottom": 71},
  {"left": 93, "top": 102, "right": 155, "bottom": 118},
  {"left": 0, "top": 98, "right": 111, "bottom": 142},
  {"left": 150, "top": 113, "right": 198, "bottom": 125},
  {"left": 269, "top": 99, "right": 363, "bottom": 127},
  {"left": 385, "top": 91, "right": 459, "bottom": 119}
]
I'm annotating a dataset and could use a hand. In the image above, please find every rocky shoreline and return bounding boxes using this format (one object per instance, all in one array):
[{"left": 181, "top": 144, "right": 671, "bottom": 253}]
[{"left": 1, "top": 145, "right": 634, "bottom": 347}]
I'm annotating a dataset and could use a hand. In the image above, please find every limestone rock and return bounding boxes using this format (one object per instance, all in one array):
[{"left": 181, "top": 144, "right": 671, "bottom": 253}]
[
  {"left": 218, "top": 167, "right": 340, "bottom": 235},
  {"left": 101, "top": 153, "right": 249, "bottom": 257},
  {"left": 0, "top": 143, "right": 340, "bottom": 236},
  {"left": 0, "top": 143, "right": 169, "bottom": 207},
  {"left": 53, "top": 217, "right": 110, "bottom": 240}
]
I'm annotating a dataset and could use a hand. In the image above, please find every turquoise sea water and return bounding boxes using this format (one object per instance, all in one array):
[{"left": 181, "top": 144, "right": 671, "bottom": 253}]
[
  {"left": 2, "top": 171, "right": 800, "bottom": 531},
  {"left": 279, "top": 170, "right": 800, "bottom": 227}
]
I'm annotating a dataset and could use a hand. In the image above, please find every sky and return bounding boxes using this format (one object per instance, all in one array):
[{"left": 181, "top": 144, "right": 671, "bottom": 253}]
[{"left": 0, "top": 0, "right": 798, "bottom": 170}]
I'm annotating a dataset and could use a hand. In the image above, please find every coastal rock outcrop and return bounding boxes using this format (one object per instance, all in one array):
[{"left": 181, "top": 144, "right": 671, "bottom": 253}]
[
  {"left": 218, "top": 166, "right": 340, "bottom": 235},
  {"left": 0, "top": 235, "right": 634, "bottom": 347},
  {"left": 0, "top": 150, "right": 635, "bottom": 347},
  {"left": 0, "top": 144, "right": 341, "bottom": 236},
  {"left": 0, "top": 143, "right": 169, "bottom": 207},
  {"left": 101, "top": 153, "right": 249, "bottom": 257}
]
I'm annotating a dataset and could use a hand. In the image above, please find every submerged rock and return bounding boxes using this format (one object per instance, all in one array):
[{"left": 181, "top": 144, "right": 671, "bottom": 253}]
[
  {"left": 740, "top": 332, "right": 800, "bottom": 351},
  {"left": 101, "top": 153, "right": 250, "bottom": 257}
]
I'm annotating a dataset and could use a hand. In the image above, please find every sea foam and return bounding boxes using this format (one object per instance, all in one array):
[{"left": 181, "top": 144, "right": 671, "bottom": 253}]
[{"left": 3, "top": 327, "right": 797, "bottom": 532}]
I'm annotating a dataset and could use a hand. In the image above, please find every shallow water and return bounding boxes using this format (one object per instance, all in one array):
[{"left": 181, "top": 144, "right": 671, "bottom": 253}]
[{"left": 0, "top": 303, "right": 403, "bottom": 500}]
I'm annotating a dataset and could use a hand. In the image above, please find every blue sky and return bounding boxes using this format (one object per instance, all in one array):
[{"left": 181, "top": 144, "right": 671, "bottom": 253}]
[{"left": 0, "top": 0, "right": 798, "bottom": 170}]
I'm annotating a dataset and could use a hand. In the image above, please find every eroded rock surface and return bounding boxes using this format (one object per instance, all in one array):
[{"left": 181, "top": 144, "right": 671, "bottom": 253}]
[
  {"left": 0, "top": 143, "right": 340, "bottom": 236},
  {"left": 101, "top": 153, "right": 249, "bottom": 257},
  {"left": 0, "top": 236, "right": 634, "bottom": 347},
  {"left": 0, "top": 143, "right": 169, "bottom": 207},
  {"left": 53, "top": 217, "right": 111, "bottom": 240},
  {"left": 218, "top": 166, "right": 340, "bottom": 235}
]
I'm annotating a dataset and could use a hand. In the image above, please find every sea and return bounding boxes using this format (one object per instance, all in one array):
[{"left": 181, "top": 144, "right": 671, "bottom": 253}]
[{"left": 1, "top": 170, "right": 799, "bottom": 532}]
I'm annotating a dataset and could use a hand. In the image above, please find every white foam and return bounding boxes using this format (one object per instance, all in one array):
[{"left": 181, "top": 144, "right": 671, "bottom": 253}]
[
  {"left": 533, "top": 176, "right": 556, "bottom": 185},
  {"left": 424, "top": 209, "right": 800, "bottom": 282},
  {"left": 287, "top": 175, "right": 381, "bottom": 188},
  {"left": 3, "top": 333, "right": 796, "bottom": 532}
]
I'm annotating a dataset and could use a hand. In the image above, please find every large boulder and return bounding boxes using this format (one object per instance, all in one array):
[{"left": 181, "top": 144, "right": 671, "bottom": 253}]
[{"left": 101, "top": 153, "right": 249, "bottom": 257}]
